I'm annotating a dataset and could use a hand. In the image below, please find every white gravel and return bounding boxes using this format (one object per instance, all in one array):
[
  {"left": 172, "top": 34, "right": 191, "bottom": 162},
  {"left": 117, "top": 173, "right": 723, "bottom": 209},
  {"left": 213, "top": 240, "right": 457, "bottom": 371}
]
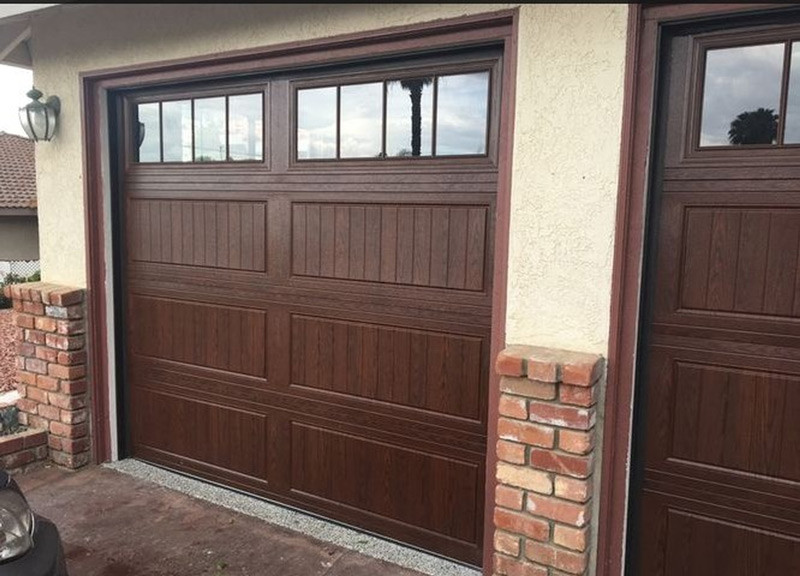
[{"left": 106, "top": 459, "right": 481, "bottom": 576}]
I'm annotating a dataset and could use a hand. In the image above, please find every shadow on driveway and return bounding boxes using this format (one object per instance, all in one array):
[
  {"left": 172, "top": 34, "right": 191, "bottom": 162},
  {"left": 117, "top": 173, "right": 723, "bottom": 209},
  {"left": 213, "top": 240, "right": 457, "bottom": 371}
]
[{"left": 16, "top": 465, "right": 425, "bottom": 576}]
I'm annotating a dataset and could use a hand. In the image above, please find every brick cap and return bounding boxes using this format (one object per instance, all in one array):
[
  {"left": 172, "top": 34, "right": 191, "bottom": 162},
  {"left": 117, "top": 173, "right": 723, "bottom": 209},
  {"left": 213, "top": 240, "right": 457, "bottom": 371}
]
[
  {"left": 496, "top": 345, "right": 604, "bottom": 386},
  {"left": 4, "top": 282, "right": 84, "bottom": 306},
  {"left": 0, "top": 428, "right": 47, "bottom": 456}
]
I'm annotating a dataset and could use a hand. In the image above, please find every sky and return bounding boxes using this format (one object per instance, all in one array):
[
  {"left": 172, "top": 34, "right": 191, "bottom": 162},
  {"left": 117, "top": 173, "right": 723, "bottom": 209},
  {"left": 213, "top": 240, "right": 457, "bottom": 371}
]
[{"left": 0, "top": 64, "right": 33, "bottom": 136}]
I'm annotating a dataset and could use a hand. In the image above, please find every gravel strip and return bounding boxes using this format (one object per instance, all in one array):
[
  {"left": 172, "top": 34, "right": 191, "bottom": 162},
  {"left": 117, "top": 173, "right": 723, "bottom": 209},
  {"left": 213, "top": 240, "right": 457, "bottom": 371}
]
[
  {"left": 0, "top": 310, "right": 17, "bottom": 393},
  {"left": 107, "top": 459, "right": 480, "bottom": 576}
]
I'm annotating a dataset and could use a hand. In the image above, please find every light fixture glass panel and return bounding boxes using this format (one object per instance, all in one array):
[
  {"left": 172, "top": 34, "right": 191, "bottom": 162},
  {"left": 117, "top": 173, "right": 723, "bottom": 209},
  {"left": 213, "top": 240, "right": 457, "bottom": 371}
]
[
  {"left": 194, "top": 97, "right": 226, "bottom": 162},
  {"left": 228, "top": 93, "right": 263, "bottom": 161},
  {"left": 385, "top": 77, "right": 433, "bottom": 157},
  {"left": 161, "top": 100, "right": 192, "bottom": 162},
  {"left": 340, "top": 82, "right": 383, "bottom": 158},
  {"left": 297, "top": 87, "right": 337, "bottom": 159},
  {"left": 436, "top": 72, "right": 490, "bottom": 156},
  {"left": 137, "top": 102, "right": 160, "bottom": 162}
]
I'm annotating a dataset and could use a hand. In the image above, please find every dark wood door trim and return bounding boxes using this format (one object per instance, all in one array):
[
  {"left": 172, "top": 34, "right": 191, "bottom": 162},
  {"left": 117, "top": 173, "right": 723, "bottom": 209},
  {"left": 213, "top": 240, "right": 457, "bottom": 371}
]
[
  {"left": 80, "top": 9, "right": 517, "bottom": 573},
  {"left": 597, "top": 4, "right": 798, "bottom": 576}
]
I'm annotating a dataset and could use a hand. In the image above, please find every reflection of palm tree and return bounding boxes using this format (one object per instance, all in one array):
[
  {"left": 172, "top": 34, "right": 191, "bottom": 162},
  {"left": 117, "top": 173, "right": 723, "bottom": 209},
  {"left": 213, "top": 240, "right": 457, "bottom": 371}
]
[
  {"left": 400, "top": 78, "right": 432, "bottom": 156},
  {"left": 728, "top": 107, "right": 778, "bottom": 145}
]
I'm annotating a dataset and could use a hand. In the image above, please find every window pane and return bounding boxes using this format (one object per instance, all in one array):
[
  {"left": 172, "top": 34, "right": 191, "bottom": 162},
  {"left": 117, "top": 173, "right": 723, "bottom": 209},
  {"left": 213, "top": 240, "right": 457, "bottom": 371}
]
[
  {"left": 228, "top": 93, "right": 263, "bottom": 161},
  {"left": 436, "top": 72, "right": 490, "bottom": 156},
  {"left": 783, "top": 43, "right": 800, "bottom": 143},
  {"left": 137, "top": 102, "right": 160, "bottom": 162},
  {"left": 194, "top": 97, "right": 226, "bottom": 162},
  {"left": 700, "top": 43, "right": 784, "bottom": 147},
  {"left": 162, "top": 100, "right": 192, "bottom": 162},
  {"left": 340, "top": 83, "right": 382, "bottom": 158},
  {"left": 386, "top": 77, "right": 433, "bottom": 157},
  {"left": 298, "top": 87, "right": 337, "bottom": 159}
]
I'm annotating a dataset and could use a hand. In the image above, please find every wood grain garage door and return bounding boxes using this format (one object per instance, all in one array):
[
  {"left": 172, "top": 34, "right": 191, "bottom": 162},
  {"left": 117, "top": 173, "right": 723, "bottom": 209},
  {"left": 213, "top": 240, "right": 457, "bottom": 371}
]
[
  {"left": 120, "top": 49, "right": 501, "bottom": 565},
  {"left": 630, "top": 21, "right": 800, "bottom": 575}
]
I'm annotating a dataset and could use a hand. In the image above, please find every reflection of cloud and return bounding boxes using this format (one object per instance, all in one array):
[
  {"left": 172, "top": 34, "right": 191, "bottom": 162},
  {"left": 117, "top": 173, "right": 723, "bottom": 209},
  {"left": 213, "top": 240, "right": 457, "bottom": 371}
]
[
  {"left": 341, "top": 83, "right": 382, "bottom": 158},
  {"left": 298, "top": 87, "right": 336, "bottom": 159},
  {"left": 437, "top": 72, "right": 489, "bottom": 155},
  {"left": 785, "top": 44, "right": 800, "bottom": 143},
  {"left": 700, "top": 43, "right": 783, "bottom": 146}
]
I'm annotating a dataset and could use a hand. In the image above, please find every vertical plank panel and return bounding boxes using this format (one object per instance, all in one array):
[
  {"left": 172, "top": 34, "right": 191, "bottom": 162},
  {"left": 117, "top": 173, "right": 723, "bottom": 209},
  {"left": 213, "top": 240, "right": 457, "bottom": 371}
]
[
  {"left": 364, "top": 206, "right": 382, "bottom": 281},
  {"left": 150, "top": 201, "right": 162, "bottom": 263},
  {"left": 306, "top": 204, "right": 321, "bottom": 276},
  {"left": 205, "top": 202, "right": 217, "bottom": 268},
  {"left": 447, "top": 208, "right": 468, "bottom": 289},
  {"left": 681, "top": 209, "right": 714, "bottom": 309},
  {"left": 396, "top": 207, "right": 415, "bottom": 284},
  {"left": 171, "top": 201, "right": 183, "bottom": 264},
  {"left": 705, "top": 210, "right": 741, "bottom": 311},
  {"left": 361, "top": 325, "right": 379, "bottom": 399},
  {"left": 160, "top": 201, "right": 172, "bottom": 263},
  {"left": 332, "top": 321, "right": 349, "bottom": 393},
  {"left": 292, "top": 204, "right": 306, "bottom": 275},
  {"left": 139, "top": 201, "right": 152, "bottom": 261},
  {"left": 229, "top": 203, "right": 242, "bottom": 270},
  {"left": 413, "top": 208, "right": 432, "bottom": 286},
  {"left": 192, "top": 201, "right": 206, "bottom": 266},
  {"left": 763, "top": 213, "right": 800, "bottom": 316},
  {"left": 430, "top": 207, "right": 450, "bottom": 287},
  {"left": 734, "top": 211, "right": 770, "bottom": 313},
  {"left": 181, "top": 201, "right": 194, "bottom": 266},
  {"left": 320, "top": 205, "right": 336, "bottom": 277},
  {"left": 241, "top": 202, "right": 255, "bottom": 271},
  {"left": 254, "top": 203, "right": 266, "bottom": 272},
  {"left": 334, "top": 205, "right": 350, "bottom": 278},
  {"left": 350, "top": 206, "right": 366, "bottom": 280},
  {"left": 380, "top": 206, "right": 398, "bottom": 283},
  {"left": 465, "top": 208, "right": 487, "bottom": 291},
  {"left": 318, "top": 318, "right": 334, "bottom": 391}
]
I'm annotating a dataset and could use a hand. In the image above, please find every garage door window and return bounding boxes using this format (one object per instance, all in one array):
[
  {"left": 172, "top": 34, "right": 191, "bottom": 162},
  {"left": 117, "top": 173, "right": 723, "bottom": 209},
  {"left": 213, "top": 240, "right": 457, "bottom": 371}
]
[{"left": 296, "top": 71, "right": 490, "bottom": 161}]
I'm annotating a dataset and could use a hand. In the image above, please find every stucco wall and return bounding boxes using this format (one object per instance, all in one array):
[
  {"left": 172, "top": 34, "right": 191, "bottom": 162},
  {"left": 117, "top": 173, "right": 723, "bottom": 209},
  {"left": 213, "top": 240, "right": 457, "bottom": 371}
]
[
  {"left": 28, "top": 3, "right": 627, "bottom": 354},
  {"left": 0, "top": 215, "right": 39, "bottom": 260}
]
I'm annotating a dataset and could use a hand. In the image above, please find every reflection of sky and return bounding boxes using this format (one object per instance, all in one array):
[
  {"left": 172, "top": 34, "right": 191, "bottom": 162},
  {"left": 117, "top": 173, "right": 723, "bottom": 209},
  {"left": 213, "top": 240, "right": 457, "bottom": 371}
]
[
  {"left": 229, "top": 94, "right": 263, "bottom": 161},
  {"left": 700, "top": 43, "right": 783, "bottom": 146},
  {"left": 298, "top": 87, "right": 336, "bottom": 159},
  {"left": 138, "top": 103, "right": 160, "bottom": 162},
  {"left": 341, "top": 83, "right": 382, "bottom": 158},
  {"left": 784, "top": 43, "right": 800, "bottom": 143},
  {"left": 162, "top": 100, "right": 192, "bottom": 162},
  {"left": 386, "top": 79, "right": 432, "bottom": 157},
  {"left": 194, "top": 97, "right": 226, "bottom": 161},
  {"left": 437, "top": 72, "right": 489, "bottom": 155}
]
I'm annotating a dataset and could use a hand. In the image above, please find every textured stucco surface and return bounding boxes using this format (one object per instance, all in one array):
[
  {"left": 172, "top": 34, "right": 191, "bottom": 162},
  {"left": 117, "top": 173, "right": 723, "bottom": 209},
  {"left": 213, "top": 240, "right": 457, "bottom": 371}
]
[{"left": 27, "top": 3, "right": 627, "bottom": 354}]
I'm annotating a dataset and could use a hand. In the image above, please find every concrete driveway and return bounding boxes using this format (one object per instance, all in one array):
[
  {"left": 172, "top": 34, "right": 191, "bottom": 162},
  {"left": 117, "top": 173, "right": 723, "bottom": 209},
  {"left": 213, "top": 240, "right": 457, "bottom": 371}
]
[{"left": 16, "top": 465, "right": 427, "bottom": 576}]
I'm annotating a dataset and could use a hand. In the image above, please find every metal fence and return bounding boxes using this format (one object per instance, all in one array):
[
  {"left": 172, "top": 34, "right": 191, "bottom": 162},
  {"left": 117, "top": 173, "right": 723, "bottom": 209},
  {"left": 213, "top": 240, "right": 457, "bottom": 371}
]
[{"left": 0, "top": 260, "right": 40, "bottom": 282}]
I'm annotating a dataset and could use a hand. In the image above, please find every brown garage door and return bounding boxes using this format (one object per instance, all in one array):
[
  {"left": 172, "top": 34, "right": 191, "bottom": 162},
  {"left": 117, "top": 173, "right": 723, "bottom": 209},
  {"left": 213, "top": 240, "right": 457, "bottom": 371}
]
[
  {"left": 119, "top": 49, "right": 501, "bottom": 565},
  {"left": 631, "top": 19, "right": 800, "bottom": 575}
]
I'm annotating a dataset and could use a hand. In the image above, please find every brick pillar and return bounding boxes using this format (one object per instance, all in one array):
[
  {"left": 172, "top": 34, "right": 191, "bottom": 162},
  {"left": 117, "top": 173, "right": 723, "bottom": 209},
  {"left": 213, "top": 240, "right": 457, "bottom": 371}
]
[
  {"left": 3, "top": 282, "right": 91, "bottom": 469},
  {"left": 493, "top": 345, "right": 603, "bottom": 576}
]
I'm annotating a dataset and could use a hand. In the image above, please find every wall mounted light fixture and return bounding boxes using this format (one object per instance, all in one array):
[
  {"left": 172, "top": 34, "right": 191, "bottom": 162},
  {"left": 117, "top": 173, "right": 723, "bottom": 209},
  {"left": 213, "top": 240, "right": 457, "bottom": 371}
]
[{"left": 19, "top": 88, "right": 60, "bottom": 142}]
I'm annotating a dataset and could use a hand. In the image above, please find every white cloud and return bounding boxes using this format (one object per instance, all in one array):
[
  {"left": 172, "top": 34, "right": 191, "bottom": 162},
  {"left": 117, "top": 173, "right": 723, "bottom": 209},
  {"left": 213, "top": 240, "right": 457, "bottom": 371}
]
[{"left": 0, "top": 64, "right": 33, "bottom": 136}]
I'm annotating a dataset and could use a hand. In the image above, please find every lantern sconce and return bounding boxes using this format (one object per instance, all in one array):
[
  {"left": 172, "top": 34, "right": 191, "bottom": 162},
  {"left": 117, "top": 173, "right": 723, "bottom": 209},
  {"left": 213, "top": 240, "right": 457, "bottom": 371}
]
[{"left": 19, "top": 88, "right": 60, "bottom": 142}]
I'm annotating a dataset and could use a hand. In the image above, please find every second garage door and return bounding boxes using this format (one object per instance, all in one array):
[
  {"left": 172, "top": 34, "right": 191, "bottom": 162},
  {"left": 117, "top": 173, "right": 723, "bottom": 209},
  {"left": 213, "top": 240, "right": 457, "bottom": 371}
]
[{"left": 120, "top": 48, "right": 501, "bottom": 565}]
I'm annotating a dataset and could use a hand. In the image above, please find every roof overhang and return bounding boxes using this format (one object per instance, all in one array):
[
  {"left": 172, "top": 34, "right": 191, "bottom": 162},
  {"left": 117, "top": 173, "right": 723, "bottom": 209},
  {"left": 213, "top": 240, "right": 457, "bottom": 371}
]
[{"left": 0, "top": 4, "right": 59, "bottom": 68}]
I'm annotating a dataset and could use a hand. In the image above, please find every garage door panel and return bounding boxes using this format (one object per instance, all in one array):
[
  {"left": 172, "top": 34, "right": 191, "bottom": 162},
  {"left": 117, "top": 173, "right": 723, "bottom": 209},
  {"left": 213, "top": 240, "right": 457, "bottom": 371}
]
[
  {"left": 132, "top": 388, "right": 269, "bottom": 480},
  {"left": 290, "top": 422, "right": 480, "bottom": 544},
  {"left": 130, "top": 295, "right": 267, "bottom": 378},
  {"left": 129, "top": 199, "right": 267, "bottom": 271},
  {"left": 291, "top": 202, "right": 489, "bottom": 291}
]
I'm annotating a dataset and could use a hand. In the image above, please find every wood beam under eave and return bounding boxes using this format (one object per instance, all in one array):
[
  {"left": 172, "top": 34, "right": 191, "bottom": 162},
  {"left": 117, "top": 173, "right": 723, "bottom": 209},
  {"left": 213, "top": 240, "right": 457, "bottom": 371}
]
[
  {"left": 0, "top": 24, "right": 31, "bottom": 67},
  {"left": 3, "top": 40, "right": 31, "bottom": 68}
]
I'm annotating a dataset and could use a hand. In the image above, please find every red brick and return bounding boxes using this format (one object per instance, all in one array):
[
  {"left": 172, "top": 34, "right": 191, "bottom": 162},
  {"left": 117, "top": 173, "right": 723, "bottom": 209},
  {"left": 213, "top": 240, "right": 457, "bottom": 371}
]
[
  {"left": 559, "top": 429, "right": 595, "bottom": 455},
  {"left": 56, "top": 320, "right": 85, "bottom": 335},
  {"left": 525, "top": 541, "right": 588, "bottom": 575},
  {"left": 500, "top": 377, "right": 557, "bottom": 400},
  {"left": 499, "top": 418, "right": 554, "bottom": 448},
  {"left": 0, "top": 436, "right": 24, "bottom": 456},
  {"left": 528, "top": 401, "right": 594, "bottom": 430},
  {"left": 50, "top": 450, "right": 91, "bottom": 469},
  {"left": 554, "top": 476, "right": 593, "bottom": 503},
  {"left": 494, "top": 555, "right": 548, "bottom": 576},
  {"left": 499, "top": 395, "right": 528, "bottom": 419},
  {"left": 23, "top": 430, "right": 46, "bottom": 448},
  {"left": 27, "top": 415, "right": 49, "bottom": 430},
  {"left": 526, "top": 494, "right": 591, "bottom": 527},
  {"left": 527, "top": 358, "right": 559, "bottom": 383},
  {"left": 57, "top": 350, "right": 87, "bottom": 366},
  {"left": 25, "top": 357, "right": 48, "bottom": 375},
  {"left": 60, "top": 409, "right": 87, "bottom": 425},
  {"left": 48, "top": 435, "right": 63, "bottom": 451},
  {"left": 14, "top": 314, "right": 34, "bottom": 329},
  {"left": 22, "top": 301, "right": 44, "bottom": 315},
  {"left": 60, "top": 436, "right": 90, "bottom": 454},
  {"left": 17, "top": 413, "right": 27, "bottom": 426},
  {"left": 16, "top": 342, "right": 35, "bottom": 357},
  {"left": 17, "top": 384, "right": 26, "bottom": 398},
  {"left": 553, "top": 525, "right": 589, "bottom": 552},
  {"left": 11, "top": 298, "right": 23, "bottom": 311},
  {"left": 529, "top": 449, "right": 593, "bottom": 479},
  {"left": 15, "top": 398, "right": 38, "bottom": 415},
  {"left": 497, "top": 462, "right": 552, "bottom": 494},
  {"left": 49, "top": 393, "right": 85, "bottom": 410},
  {"left": 45, "top": 333, "right": 84, "bottom": 351},
  {"left": 36, "top": 375, "right": 60, "bottom": 392},
  {"left": 493, "top": 508, "right": 550, "bottom": 541},
  {"left": 497, "top": 439, "right": 526, "bottom": 465},
  {"left": 35, "top": 346, "right": 58, "bottom": 363},
  {"left": 496, "top": 349, "right": 526, "bottom": 377},
  {"left": 1, "top": 450, "right": 35, "bottom": 470},
  {"left": 48, "top": 363, "right": 86, "bottom": 380},
  {"left": 559, "top": 384, "right": 597, "bottom": 407},
  {"left": 25, "top": 330, "right": 45, "bottom": 345},
  {"left": 16, "top": 370, "right": 37, "bottom": 386},
  {"left": 29, "top": 289, "right": 42, "bottom": 303},
  {"left": 50, "top": 421, "right": 88, "bottom": 439},
  {"left": 38, "top": 404, "right": 61, "bottom": 421},
  {"left": 14, "top": 356, "right": 24, "bottom": 370},
  {"left": 561, "top": 355, "right": 603, "bottom": 387},
  {"left": 49, "top": 289, "right": 83, "bottom": 307},
  {"left": 495, "top": 485, "right": 524, "bottom": 511},
  {"left": 26, "top": 386, "right": 48, "bottom": 404},
  {"left": 60, "top": 379, "right": 88, "bottom": 394},
  {"left": 495, "top": 530, "right": 521, "bottom": 557},
  {"left": 34, "top": 316, "right": 57, "bottom": 332}
]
